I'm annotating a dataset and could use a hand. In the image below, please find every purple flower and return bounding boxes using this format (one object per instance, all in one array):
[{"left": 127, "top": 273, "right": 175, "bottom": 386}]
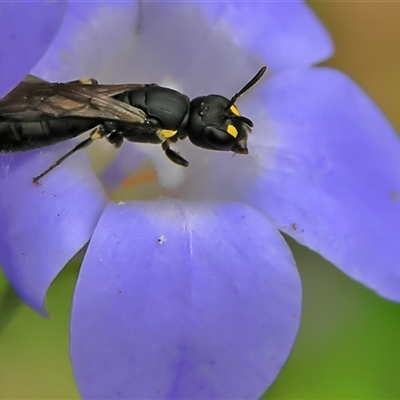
[
  {"left": 1, "top": 2, "right": 400, "bottom": 398},
  {"left": 0, "top": 3, "right": 68, "bottom": 99}
]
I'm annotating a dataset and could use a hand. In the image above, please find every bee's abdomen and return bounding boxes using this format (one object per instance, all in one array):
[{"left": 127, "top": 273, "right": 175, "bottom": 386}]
[{"left": 0, "top": 118, "right": 99, "bottom": 152}]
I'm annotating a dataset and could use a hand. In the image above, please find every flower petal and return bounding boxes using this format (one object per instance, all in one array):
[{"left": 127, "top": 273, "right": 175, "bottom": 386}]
[
  {"left": 71, "top": 201, "right": 301, "bottom": 399},
  {"left": 99, "top": 143, "right": 147, "bottom": 195},
  {"left": 197, "top": 1, "right": 333, "bottom": 72},
  {"left": 32, "top": 2, "right": 140, "bottom": 81},
  {"left": 0, "top": 141, "right": 107, "bottom": 313},
  {"left": 0, "top": 2, "right": 67, "bottom": 98},
  {"left": 247, "top": 68, "right": 400, "bottom": 301},
  {"left": 33, "top": 2, "right": 331, "bottom": 97}
]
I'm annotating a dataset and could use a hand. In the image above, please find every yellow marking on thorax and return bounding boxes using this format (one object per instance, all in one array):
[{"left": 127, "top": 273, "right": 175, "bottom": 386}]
[
  {"left": 227, "top": 124, "right": 238, "bottom": 138},
  {"left": 158, "top": 129, "right": 177, "bottom": 140},
  {"left": 79, "top": 78, "right": 97, "bottom": 85}
]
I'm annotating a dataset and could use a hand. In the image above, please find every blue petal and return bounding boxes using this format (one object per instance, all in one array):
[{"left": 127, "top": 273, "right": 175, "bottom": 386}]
[
  {"left": 32, "top": 2, "right": 140, "bottom": 81},
  {"left": 246, "top": 68, "right": 400, "bottom": 302},
  {"left": 71, "top": 201, "right": 301, "bottom": 398},
  {"left": 33, "top": 2, "right": 331, "bottom": 97},
  {"left": 0, "top": 2, "right": 67, "bottom": 98},
  {"left": 0, "top": 141, "right": 107, "bottom": 313},
  {"left": 197, "top": 1, "right": 333, "bottom": 71}
]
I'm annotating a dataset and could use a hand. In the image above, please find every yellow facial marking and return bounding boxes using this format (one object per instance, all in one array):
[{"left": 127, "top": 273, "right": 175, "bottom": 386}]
[
  {"left": 158, "top": 129, "right": 177, "bottom": 140},
  {"left": 227, "top": 124, "right": 238, "bottom": 138},
  {"left": 230, "top": 105, "right": 240, "bottom": 116}
]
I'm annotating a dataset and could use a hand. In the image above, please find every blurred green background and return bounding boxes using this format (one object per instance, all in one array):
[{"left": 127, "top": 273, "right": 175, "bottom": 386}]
[{"left": 1, "top": 2, "right": 400, "bottom": 399}]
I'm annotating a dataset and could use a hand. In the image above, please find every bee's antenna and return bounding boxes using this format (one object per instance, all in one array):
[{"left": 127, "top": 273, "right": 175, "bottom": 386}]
[{"left": 226, "top": 66, "right": 267, "bottom": 110}]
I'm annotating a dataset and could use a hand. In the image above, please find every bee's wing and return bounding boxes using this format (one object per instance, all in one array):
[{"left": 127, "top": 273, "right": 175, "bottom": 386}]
[
  {"left": 22, "top": 74, "right": 48, "bottom": 83},
  {"left": 0, "top": 78, "right": 147, "bottom": 124}
]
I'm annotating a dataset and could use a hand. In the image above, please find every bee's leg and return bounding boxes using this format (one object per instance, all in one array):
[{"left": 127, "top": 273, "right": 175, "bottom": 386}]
[
  {"left": 32, "top": 124, "right": 107, "bottom": 184},
  {"left": 106, "top": 131, "right": 124, "bottom": 149},
  {"left": 161, "top": 140, "right": 189, "bottom": 167}
]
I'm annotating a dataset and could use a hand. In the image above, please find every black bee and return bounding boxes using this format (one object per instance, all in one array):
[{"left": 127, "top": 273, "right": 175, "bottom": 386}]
[{"left": 0, "top": 66, "right": 266, "bottom": 183}]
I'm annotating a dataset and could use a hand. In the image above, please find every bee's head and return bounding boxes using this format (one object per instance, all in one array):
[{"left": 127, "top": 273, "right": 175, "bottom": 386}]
[
  {"left": 187, "top": 95, "right": 252, "bottom": 154},
  {"left": 186, "top": 66, "right": 267, "bottom": 155}
]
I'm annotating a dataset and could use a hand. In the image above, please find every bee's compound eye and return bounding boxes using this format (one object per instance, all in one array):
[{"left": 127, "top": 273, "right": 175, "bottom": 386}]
[{"left": 203, "top": 126, "right": 237, "bottom": 151}]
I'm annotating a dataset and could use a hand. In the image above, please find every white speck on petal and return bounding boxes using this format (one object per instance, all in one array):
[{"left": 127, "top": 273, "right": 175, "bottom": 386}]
[{"left": 158, "top": 235, "right": 167, "bottom": 244}]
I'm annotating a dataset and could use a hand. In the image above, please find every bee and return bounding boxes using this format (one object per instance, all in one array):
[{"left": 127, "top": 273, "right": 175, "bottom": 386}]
[{"left": 0, "top": 66, "right": 266, "bottom": 184}]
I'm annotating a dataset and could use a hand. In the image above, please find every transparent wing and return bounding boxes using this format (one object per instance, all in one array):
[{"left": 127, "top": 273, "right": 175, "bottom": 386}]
[{"left": 0, "top": 78, "right": 147, "bottom": 123}]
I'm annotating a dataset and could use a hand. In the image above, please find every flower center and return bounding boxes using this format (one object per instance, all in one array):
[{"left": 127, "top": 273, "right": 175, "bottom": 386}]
[{"left": 88, "top": 140, "right": 189, "bottom": 201}]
